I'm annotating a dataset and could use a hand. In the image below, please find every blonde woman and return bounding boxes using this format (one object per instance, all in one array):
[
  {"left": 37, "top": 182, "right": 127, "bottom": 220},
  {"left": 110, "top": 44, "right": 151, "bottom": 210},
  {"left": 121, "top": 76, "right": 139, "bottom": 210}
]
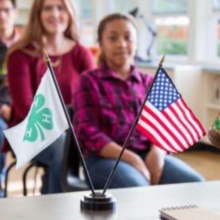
[{"left": 6, "top": 0, "right": 95, "bottom": 194}]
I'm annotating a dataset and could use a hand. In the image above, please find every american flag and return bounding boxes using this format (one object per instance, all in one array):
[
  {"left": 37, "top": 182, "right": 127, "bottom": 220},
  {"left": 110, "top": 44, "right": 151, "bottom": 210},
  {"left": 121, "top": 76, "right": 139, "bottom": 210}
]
[{"left": 137, "top": 68, "right": 206, "bottom": 153}]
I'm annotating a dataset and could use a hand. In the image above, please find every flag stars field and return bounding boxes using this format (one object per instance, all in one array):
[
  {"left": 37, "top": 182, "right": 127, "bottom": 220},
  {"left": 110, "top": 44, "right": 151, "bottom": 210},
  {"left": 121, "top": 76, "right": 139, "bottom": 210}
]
[{"left": 137, "top": 68, "right": 206, "bottom": 153}]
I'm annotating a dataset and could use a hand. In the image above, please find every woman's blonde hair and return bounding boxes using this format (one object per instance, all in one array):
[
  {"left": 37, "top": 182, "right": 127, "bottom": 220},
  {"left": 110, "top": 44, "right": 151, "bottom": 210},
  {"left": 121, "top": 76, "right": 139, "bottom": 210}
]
[
  {"left": 8, "top": 0, "right": 79, "bottom": 57},
  {"left": 97, "top": 13, "right": 137, "bottom": 65}
]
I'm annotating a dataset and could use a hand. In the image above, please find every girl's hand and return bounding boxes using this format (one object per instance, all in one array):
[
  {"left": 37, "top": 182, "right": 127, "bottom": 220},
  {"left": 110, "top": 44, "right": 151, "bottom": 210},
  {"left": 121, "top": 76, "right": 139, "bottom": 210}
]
[
  {"left": 130, "top": 154, "right": 151, "bottom": 182},
  {"left": 0, "top": 104, "right": 11, "bottom": 121},
  {"left": 100, "top": 142, "right": 151, "bottom": 182},
  {"left": 145, "top": 146, "right": 166, "bottom": 185}
]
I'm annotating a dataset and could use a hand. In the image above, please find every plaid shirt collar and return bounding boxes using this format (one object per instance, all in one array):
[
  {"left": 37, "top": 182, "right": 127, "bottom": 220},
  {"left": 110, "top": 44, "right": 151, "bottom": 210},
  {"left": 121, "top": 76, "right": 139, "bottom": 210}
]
[{"left": 98, "top": 63, "right": 142, "bottom": 83}]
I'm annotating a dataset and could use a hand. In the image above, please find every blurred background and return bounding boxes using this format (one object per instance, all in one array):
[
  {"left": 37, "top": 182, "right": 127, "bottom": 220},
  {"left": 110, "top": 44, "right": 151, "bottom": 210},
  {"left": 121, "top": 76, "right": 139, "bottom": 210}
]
[
  {"left": 16, "top": 0, "right": 220, "bottom": 64},
  {"left": 4, "top": 0, "right": 220, "bottom": 197}
]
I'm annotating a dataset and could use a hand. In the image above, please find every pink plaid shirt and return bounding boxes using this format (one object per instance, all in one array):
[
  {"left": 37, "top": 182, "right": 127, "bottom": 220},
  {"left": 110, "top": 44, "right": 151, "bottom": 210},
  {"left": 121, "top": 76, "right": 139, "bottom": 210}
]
[{"left": 73, "top": 64, "right": 154, "bottom": 157}]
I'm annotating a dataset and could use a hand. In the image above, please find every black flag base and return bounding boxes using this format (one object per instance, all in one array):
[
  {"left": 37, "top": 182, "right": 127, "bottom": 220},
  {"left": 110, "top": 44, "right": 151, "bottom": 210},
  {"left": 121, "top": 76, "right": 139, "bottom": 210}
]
[{"left": 81, "top": 192, "right": 116, "bottom": 211}]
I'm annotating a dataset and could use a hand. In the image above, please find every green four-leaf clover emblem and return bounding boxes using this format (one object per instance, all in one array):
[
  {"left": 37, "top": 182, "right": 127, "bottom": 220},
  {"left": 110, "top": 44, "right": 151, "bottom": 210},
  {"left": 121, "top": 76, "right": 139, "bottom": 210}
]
[
  {"left": 213, "top": 116, "right": 220, "bottom": 132},
  {"left": 23, "top": 94, "right": 54, "bottom": 142}
]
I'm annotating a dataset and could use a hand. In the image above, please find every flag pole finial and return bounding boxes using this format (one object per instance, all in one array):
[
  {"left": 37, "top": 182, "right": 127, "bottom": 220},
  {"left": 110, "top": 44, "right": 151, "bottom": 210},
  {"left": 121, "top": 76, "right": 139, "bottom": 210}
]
[{"left": 159, "top": 55, "right": 165, "bottom": 68}]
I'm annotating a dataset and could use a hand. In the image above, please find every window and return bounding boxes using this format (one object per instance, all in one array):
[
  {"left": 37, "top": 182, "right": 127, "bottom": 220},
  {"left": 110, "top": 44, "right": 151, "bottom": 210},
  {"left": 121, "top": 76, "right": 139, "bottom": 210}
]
[
  {"left": 75, "top": 0, "right": 94, "bottom": 46},
  {"left": 111, "top": 0, "right": 137, "bottom": 13},
  {"left": 156, "top": 16, "right": 189, "bottom": 56},
  {"left": 153, "top": 0, "right": 188, "bottom": 14},
  {"left": 212, "top": 0, "right": 220, "bottom": 58},
  {"left": 151, "top": 0, "right": 189, "bottom": 58},
  {"left": 217, "top": 19, "right": 220, "bottom": 57},
  {"left": 213, "top": 0, "right": 220, "bottom": 10}
]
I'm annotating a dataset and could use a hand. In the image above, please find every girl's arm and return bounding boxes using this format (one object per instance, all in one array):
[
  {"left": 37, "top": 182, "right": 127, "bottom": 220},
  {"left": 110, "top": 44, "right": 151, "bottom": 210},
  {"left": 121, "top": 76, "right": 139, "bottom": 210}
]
[
  {"left": 145, "top": 146, "right": 166, "bottom": 184},
  {"left": 100, "top": 141, "right": 151, "bottom": 181}
]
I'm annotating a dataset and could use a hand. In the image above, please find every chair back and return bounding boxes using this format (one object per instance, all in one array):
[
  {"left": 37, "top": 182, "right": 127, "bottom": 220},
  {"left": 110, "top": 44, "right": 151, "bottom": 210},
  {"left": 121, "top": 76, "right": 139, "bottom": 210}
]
[{"left": 61, "top": 107, "right": 89, "bottom": 192}]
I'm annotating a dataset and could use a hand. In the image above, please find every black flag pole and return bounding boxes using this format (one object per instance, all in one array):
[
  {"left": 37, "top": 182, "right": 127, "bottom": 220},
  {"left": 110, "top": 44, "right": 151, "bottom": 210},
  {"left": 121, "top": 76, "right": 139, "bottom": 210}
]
[
  {"left": 44, "top": 51, "right": 116, "bottom": 211},
  {"left": 102, "top": 55, "right": 166, "bottom": 195},
  {"left": 43, "top": 51, "right": 96, "bottom": 196}
]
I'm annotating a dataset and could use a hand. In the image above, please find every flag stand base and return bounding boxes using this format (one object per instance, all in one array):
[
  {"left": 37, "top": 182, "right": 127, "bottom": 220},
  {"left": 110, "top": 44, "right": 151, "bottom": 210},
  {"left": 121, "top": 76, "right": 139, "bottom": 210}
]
[{"left": 81, "top": 192, "right": 116, "bottom": 211}]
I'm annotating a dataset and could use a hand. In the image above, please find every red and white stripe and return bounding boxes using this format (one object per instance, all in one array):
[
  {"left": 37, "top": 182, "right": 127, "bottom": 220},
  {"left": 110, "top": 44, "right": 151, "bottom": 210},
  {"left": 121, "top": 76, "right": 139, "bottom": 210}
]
[{"left": 137, "top": 98, "right": 206, "bottom": 153}]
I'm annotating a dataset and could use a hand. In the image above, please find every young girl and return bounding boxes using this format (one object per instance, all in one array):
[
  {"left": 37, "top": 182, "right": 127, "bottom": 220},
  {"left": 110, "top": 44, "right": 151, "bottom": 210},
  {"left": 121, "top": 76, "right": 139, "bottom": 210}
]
[
  {"left": 6, "top": 0, "right": 95, "bottom": 194},
  {"left": 74, "top": 13, "right": 204, "bottom": 189}
]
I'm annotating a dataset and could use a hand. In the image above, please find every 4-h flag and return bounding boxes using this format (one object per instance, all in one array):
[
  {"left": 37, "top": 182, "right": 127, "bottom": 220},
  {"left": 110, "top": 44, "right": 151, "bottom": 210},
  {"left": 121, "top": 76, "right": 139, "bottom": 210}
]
[
  {"left": 137, "top": 68, "right": 206, "bottom": 153},
  {"left": 4, "top": 69, "right": 69, "bottom": 169}
]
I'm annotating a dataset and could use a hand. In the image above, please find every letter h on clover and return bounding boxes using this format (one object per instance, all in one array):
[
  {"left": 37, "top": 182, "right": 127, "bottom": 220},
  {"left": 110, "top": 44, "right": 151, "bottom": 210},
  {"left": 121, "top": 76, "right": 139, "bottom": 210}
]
[{"left": 23, "top": 94, "right": 54, "bottom": 142}]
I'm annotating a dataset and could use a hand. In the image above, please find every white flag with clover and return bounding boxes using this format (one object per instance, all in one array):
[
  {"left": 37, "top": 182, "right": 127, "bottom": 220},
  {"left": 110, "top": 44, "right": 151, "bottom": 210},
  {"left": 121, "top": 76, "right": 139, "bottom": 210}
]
[{"left": 4, "top": 69, "right": 69, "bottom": 169}]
